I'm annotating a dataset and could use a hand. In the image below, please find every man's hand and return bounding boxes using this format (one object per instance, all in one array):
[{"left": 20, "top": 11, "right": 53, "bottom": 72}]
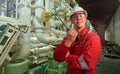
[{"left": 64, "top": 28, "right": 78, "bottom": 47}]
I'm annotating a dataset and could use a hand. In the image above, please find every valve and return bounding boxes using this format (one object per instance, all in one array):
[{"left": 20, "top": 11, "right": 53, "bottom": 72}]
[{"left": 41, "top": 11, "right": 51, "bottom": 22}]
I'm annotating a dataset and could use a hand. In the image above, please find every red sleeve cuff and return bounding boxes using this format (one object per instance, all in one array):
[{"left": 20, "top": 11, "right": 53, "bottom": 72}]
[{"left": 54, "top": 44, "right": 70, "bottom": 62}]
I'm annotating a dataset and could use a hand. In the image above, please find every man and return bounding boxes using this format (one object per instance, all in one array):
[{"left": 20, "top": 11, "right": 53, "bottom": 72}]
[{"left": 54, "top": 4, "right": 101, "bottom": 74}]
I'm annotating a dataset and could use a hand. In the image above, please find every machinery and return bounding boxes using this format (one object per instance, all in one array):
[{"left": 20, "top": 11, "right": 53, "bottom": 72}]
[
  {"left": 0, "top": 0, "right": 120, "bottom": 74},
  {"left": 0, "top": 24, "right": 20, "bottom": 66},
  {"left": 0, "top": 0, "right": 69, "bottom": 74}
]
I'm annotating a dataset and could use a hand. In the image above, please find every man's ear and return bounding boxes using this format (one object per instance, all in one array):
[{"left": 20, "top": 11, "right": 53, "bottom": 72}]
[{"left": 83, "top": 17, "right": 87, "bottom": 22}]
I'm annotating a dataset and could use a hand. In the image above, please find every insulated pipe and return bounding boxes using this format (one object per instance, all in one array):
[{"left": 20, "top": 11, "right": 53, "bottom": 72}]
[
  {"left": 49, "top": 19, "right": 66, "bottom": 36},
  {"left": 35, "top": 0, "right": 44, "bottom": 18},
  {"left": 14, "top": 0, "right": 31, "bottom": 59},
  {"left": 0, "top": 16, "right": 25, "bottom": 27},
  {"left": 0, "top": 1, "right": 7, "bottom": 16},
  {"left": 31, "top": 43, "right": 46, "bottom": 49},
  {"left": 32, "top": 0, "right": 66, "bottom": 45},
  {"left": 15, "top": 0, "right": 19, "bottom": 19},
  {"left": 31, "top": 45, "right": 54, "bottom": 55},
  {"left": 51, "top": 28, "right": 66, "bottom": 37},
  {"left": 35, "top": 29, "right": 62, "bottom": 45},
  {"left": 33, "top": 17, "right": 62, "bottom": 45}
]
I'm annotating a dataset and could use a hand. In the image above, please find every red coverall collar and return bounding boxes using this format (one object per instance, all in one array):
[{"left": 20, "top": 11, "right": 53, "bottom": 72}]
[{"left": 79, "top": 26, "right": 89, "bottom": 37}]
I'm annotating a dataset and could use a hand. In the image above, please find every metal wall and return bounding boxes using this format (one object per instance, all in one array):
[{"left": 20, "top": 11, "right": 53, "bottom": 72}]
[{"left": 105, "top": 6, "right": 120, "bottom": 46}]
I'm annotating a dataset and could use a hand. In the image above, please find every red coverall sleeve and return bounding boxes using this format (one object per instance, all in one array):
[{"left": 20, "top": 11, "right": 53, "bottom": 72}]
[
  {"left": 53, "top": 37, "right": 70, "bottom": 62},
  {"left": 65, "top": 34, "right": 101, "bottom": 70}
]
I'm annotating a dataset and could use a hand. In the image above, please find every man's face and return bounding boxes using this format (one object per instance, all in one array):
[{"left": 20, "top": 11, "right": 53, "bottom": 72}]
[{"left": 71, "top": 11, "right": 86, "bottom": 29}]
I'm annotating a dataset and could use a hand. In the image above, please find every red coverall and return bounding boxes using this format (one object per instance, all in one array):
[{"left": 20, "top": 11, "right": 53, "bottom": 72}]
[{"left": 54, "top": 27, "right": 101, "bottom": 74}]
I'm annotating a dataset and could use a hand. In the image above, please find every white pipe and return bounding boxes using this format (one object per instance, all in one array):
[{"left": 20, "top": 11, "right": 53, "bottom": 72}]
[
  {"left": 35, "top": 0, "right": 44, "bottom": 18},
  {"left": 15, "top": 0, "right": 31, "bottom": 59},
  {"left": 15, "top": 0, "right": 19, "bottom": 19},
  {"left": 0, "top": 16, "right": 25, "bottom": 27},
  {"left": 51, "top": 28, "right": 66, "bottom": 36},
  {"left": 33, "top": 0, "right": 66, "bottom": 45},
  {"left": 30, "top": 52, "right": 48, "bottom": 64},
  {"left": 30, "top": 35, "right": 42, "bottom": 44},
  {"left": 35, "top": 30, "right": 62, "bottom": 45},
  {"left": 31, "top": 43, "right": 46, "bottom": 49},
  {"left": 0, "top": 1, "right": 7, "bottom": 16},
  {"left": 33, "top": 17, "right": 44, "bottom": 29},
  {"left": 31, "top": 45, "right": 54, "bottom": 54},
  {"left": 33, "top": 17, "right": 62, "bottom": 45}
]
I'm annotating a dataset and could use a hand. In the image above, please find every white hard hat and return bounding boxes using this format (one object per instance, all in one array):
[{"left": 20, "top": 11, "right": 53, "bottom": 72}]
[{"left": 70, "top": 4, "right": 88, "bottom": 17}]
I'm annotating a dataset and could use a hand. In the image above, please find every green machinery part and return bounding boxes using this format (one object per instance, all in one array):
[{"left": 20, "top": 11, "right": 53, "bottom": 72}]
[{"left": 4, "top": 59, "right": 30, "bottom": 74}]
